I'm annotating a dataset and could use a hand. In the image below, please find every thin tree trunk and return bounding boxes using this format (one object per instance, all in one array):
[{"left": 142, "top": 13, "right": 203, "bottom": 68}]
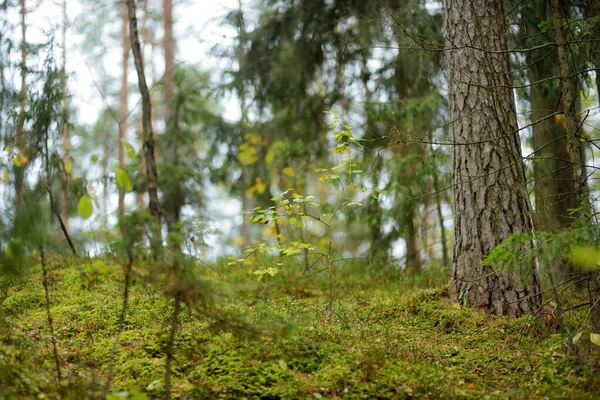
[
  {"left": 162, "top": 0, "right": 182, "bottom": 232},
  {"left": 550, "top": 0, "right": 588, "bottom": 211},
  {"left": 429, "top": 130, "right": 450, "bottom": 268},
  {"left": 126, "top": 0, "right": 162, "bottom": 229},
  {"left": 360, "top": 51, "right": 384, "bottom": 259},
  {"left": 526, "top": 1, "right": 577, "bottom": 231},
  {"left": 60, "top": 0, "right": 70, "bottom": 233},
  {"left": 16, "top": 0, "right": 26, "bottom": 205},
  {"left": 137, "top": 0, "right": 150, "bottom": 210},
  {"left": 237, "top": 0, "right": 253, "bottom": 247},
  {"left": 404, "top": 203, "right": 420, "bottom": 274},
  {"left": 102, "top": 127, "right": 109, "bottom": 217},
  {"left": 393, "top": 34, "right": 422, "bottom": 273},
  {"left": 433, "top": 170, "right": 450, "bottom": 268},
  {"left": 550, "top": 0, "right": 599, "bottom": 332},
  {"left": 119, "top": 0, "right": 130, "bottom": 219},
  {"left": 444, "top": 0, "right": 540, "bottom": 316}
]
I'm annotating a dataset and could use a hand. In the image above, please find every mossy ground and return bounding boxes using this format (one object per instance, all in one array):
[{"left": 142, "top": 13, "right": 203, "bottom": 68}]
[{"left": 1, "top": 258, "right": 599, "bottom": 399}]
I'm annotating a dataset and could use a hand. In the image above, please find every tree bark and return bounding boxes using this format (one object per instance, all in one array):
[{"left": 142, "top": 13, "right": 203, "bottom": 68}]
[
  {"left": 162, "top": 0, "right": 182, "bottom": 232},
  {"left": 136, "top": 0, "right": 151, "bottom": 211},
  {"left": 119, "top": 0, "right": 130, "bottom": 219},
  {"left": 126, "top": 0, "right": 161, "bottom": 225},
  {"left": 444, "top": 0, "right": 540, "bottom": 316},
  {"left": 360, "top": 50, "right": 384, "bottom": 259},
  {"left": 550, "top": 0, "right": 599, "bottom": 332},
  {"left": 525, "top": 1, "right": 577, "bottom": 231},
  {"left": 60, "top": 0, "right": 70, "bottom": 233},
  {"left": 403, "top": 202, "right": 420, "bottom": 274},
  {"left": 550, "top": 0, "right": 588, "bottom": 216},
  {"left": 16, "top": 0, "right": 26, "bottom": 205}
]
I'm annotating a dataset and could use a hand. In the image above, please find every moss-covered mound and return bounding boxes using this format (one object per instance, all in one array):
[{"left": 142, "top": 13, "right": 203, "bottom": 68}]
[{"left": 1, "top": 259, "right": 599, "bottom": 399}]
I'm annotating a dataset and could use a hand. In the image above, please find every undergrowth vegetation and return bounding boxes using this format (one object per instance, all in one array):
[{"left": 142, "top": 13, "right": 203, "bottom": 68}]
[{"left": 1, "top": 258, "right": 599, "bottom": 399}]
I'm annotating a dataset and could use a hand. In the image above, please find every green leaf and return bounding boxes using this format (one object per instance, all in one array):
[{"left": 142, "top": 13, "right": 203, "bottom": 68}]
[
  {"left": 65, "top": 160, "right": 73, "bottom": 173},
  {"left": 289, "top": 217, "right": 297, "bottom": 225},
  {"left": 572, "top": 331, "right": 583, "bottom": 344},
  {"left": 90, "top": 154, "right": 99, "bottom": 163},
  {"left": 591, "top": 333, "right": 600, "bottom": 346},
  {"left": 120, "top": 139, "right": 137, "bottom": 159},
  {"left": 115, "top": 168, "right": 133, "bottom": 192},
  {"left": 77, "top": 195, "right": 93, "bottom": 219}
]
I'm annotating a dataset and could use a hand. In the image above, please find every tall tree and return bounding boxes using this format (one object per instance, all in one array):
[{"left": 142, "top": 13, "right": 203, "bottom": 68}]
[
  {"left": 16, "top": 0, "right": 26, "bottom": 205},
  {"left": 444, "top": 0, "right": 540, "bottom": 316},
  {"left": 521, "top": 1, "right": 577, "bottom": 232},
  {"left": 162, "top": 0, "right": 182, "bottom": 232},
  {"left": 549, "top": 0, "right": 599, "bottom": 333},
  {"left": 61, "top": 0, "right": 70, "bottom": 232},
  {"left": 118, "top": 0, "right": 129, "bottom": 219},
  {"left": 126, "top": 0, "right": 161, "bottom": 227}
]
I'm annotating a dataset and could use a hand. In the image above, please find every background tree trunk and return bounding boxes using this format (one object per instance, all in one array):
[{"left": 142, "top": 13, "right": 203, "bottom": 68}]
[
  {"left": 126, "top": 0, "right": 161, "bottom": 226},
  {"left": 16, "top": 0, "right": 26, "bottom": 206},
  {"left": 163, "top": 0, "right": 182, "bottom": 232},
  {"left": 119, "top": 0, "right": 129, "bottom": 219},
  {"left": 444, "top": 0, "right": 539, "bottom": 316},
  {"left": 61, "top": 0, "right": 70, "bottom": 233},
  {"left": 550, "top": 0, "right": 599, "bottom": 333},
  {"left": 525, "top": 1, "right": 577, "bottom": 231}
]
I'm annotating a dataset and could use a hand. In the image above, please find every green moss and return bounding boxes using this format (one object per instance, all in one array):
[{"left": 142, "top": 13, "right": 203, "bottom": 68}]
[{"left": 0, "top": 258, "right": 599, "bottom": 399}]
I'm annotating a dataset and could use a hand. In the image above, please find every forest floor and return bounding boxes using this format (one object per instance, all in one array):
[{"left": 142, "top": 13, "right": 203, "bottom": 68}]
[{"left": 1, "top": 257, "right": 599, "bottom": 399}]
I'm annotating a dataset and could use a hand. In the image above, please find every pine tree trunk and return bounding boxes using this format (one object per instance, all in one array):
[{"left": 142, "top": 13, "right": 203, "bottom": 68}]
[
  {"left": 550, "top": 0, "right": 587, "bottom": 208},
  {"left": 404, "top": 203, "right": 420, "bottom": 274},
  {"left": 119, "top": 0, "right": 130, "bottom": 219},
  {"left": 162, "top": 0, "right": 182, "bottom": 232},
  {"left": 237, "top": 0, "right": 253, "bottom": 247},
  {"left": 550, "top": 0, "right": 599, "bottom": 332},
  {"left": 360, "top": 51, "right": 384, "bottom": 259},
  {"left": 444, "top": 0, "right": 540, "bottom": 316},
  {"left": 136, "top": 0, "right": 151, "bottom": 211},
  {"left": 126, "top": 0, "right": 161, "bottom": 226},
  {"left": 526, "top": 3, "right": 577, "bottom": 230},
  {"left": 61, "top": 0, "right": 70, "bottom": 233},
  {"left": 16, "top": 0, "right": 26, "bottom": 205}
]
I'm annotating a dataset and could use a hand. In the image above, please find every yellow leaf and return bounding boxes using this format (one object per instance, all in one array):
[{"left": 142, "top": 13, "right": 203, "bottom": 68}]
[
  {"left": 254, "top": 176, "right": 267, "bottom": 194},
  {"left": 282, "top": 166, "right": 295, "bottom": 178},
  {"left": 13, "top": 152, "right": 28, "bottom": 167},
  {"left": 1, "top": 171, "right": 8, "bottom": 181},
  {"left": 232, "top": 236, "right": 246, "bottom": 246},
  {"left": 238, "top": 143, "right": 258, "bottom": 165},
  {"left": 265, "top": 149, "right": 275, "bottom": 164}
]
